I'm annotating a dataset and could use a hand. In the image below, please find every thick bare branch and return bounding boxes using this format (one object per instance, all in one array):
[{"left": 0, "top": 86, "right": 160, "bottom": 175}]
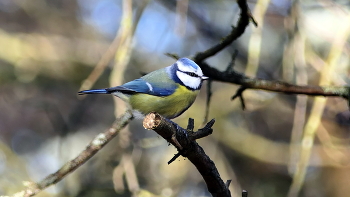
[
  {"left": 143, "top": 113, "right": 230, "bottom": 197},
  {"left": 199, "top": 60, "right": 350, "bottom": 100}
]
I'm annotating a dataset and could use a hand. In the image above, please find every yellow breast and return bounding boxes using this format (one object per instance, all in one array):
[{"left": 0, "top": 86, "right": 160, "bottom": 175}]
[{"left": 129, "top": 85, "right": 199, "bottom": 119}]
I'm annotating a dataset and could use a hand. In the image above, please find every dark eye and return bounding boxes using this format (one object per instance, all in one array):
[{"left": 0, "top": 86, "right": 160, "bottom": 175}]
[{"left": 186, "top": 72, "right": 198, "bottom": 77}]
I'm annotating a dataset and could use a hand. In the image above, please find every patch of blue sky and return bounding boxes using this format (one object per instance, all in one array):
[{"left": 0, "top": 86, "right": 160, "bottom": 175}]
[
  {"left": 133, "top": 2, "right": 175, "bottom": 53},
  {"left": 270, "top": 0, "right": 292, "bottom": 16},
  {"left": 77, "top": 0, "right": 199, "bottom": 55},
  {"left": 77, "top": 0, "right": 122, "bottom": 37},
  {"left": 134, "top": 1, "right": 198, "bottom": 55}
]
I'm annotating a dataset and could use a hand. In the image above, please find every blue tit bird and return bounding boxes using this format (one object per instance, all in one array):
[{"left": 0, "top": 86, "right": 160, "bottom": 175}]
[{"left": 78, "top": 58, "right": 208, "bottom": 119}]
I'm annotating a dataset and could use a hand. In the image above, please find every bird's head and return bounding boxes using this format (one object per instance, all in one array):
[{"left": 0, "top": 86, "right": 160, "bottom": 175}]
[{"left": 170, "top": 58, "right": 208, "bottom": 90}]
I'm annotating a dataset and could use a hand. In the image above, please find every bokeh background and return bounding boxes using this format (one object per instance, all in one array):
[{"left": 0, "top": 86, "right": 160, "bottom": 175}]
[{"left": 0, "top": 0, "right": 350, "bottom": 197}]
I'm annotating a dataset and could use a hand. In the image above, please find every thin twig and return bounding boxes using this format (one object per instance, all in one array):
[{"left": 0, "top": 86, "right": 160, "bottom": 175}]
[
  {"left": 225, "top": 50, "right": 239, "bottom": 73},
  {"left": 194, "top": 0, "right": 250, "bottom": 62},
  {"left": 165, "top": 53, "right": 180, "bottom": 60},
  {"left": 168, "top": 153, "right": 182, "bottom": 165},
  {"left": 231, "top": 86, "right": 247, "bottom": 110},
  {"left": 248, "top": 10, "right": 258, "bottom": 27},
  {"left": 192, "top": 119, "right": 215, "bottom": 140},
  {"left": 225, "top": 180, "right": 232, "bottom": 187}
]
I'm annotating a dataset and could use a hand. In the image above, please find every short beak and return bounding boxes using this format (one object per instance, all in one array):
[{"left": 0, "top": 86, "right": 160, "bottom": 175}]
[{"left": 201, "top": 76, "right": 209, "bottom": 80}]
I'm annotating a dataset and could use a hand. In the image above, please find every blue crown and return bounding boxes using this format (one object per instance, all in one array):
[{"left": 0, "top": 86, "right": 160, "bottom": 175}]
[{"left": 178, "top": 58, "right": 198, "bottom": 69}]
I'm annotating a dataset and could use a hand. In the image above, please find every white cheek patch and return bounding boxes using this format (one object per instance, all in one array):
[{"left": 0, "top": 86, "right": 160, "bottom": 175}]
[{"left": 176, "top": 71, "right": 201, "bottom": 89}]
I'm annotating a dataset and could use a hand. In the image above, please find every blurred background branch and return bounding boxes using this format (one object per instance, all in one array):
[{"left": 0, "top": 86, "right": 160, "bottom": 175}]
[
  {"left": 287, "top": 7, "right": 350, "bottom": 197},
  {"left": 7, "top": 111, "right": 133, "bottom": 197}
]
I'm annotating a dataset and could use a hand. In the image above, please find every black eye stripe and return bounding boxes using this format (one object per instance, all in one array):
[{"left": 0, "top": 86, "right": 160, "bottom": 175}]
[{"left": 181, "top": 71, "right": 199, "bottom": 77}]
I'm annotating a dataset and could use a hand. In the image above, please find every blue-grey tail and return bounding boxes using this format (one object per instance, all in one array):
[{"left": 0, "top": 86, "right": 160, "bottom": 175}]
[{"left": 78, "top": 89, "right": 110, "bottom": 95}]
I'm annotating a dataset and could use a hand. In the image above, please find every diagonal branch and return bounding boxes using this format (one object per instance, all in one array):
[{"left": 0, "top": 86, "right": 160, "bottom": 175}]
[
  {"left": 194, "top": 0, "right": 250, "bottom": 62},
  {"left": 143, "top": 112, "right": 230, "bottom": 197},
  {"left": 8, "top": 112, "right": 134, "bottom": 197}
]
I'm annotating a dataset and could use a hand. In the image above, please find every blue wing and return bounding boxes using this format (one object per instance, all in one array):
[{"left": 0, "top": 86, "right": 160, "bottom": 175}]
[
  {"left": 106, "top": 78, "right": 177, "bottom": 96},
  {"left": 79, "top": 67, "right": 178, "bottom": 97}
]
